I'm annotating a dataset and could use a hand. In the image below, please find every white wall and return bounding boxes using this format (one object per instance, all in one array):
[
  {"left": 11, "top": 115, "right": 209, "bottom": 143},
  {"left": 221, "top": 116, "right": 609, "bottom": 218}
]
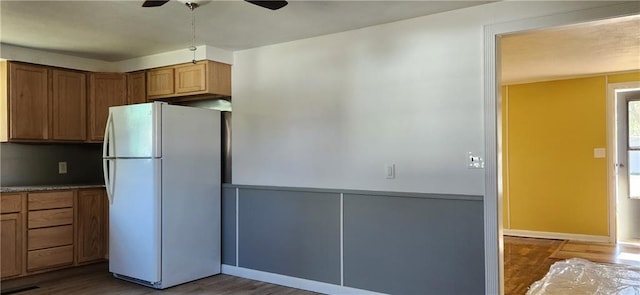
[
  {"left": 0, "top": 44, "right": 232, "bottom": 72},
  {"left": 115, "top": 45, "right": 233, "bottom": 72},
  {"left": 0, "top": 43, "right": 115, "bottom": 71},
  {"left": 232, "top": 1, "right": 624, "bottom": 195}
]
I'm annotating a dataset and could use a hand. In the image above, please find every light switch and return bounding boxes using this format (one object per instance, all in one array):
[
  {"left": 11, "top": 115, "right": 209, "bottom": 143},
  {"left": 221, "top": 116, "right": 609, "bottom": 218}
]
[
  {"left": 468, "top": 152, "right": 484, "bottom": 169},
  {"left": 58, "top": 162, "right": 67, "bottom": 174},
  {"left": 385, "top": 164, "right": 395, "bottom": 179},
  {"left": 594, "top": 148, "right": 606, "bottom": 158}
]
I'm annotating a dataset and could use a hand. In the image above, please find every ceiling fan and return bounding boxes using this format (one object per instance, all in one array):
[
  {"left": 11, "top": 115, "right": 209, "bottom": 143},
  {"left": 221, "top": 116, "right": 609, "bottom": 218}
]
[{"left": 142, "top": 0, "right": 288, "bottom": 10}]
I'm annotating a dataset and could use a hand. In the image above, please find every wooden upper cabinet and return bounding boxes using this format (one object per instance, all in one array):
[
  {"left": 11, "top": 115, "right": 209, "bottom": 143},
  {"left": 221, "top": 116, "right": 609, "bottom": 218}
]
[
  {"left": 50, "top": 69, "right": 86, "bottom": 141},
  {"left": 175, "top": 62, "right": 206, "bottom": 94},
  {"left": 1, "top": 62, "right": 49, "bottom": 141},
  {"left": 205, "top": 60, "right": 231, "bottom": 97},
  {"left": 1, "top": 62, "right": 89, "bottom": 143},
  {"left": 146, "top": 60, "right": 231, "bottom": 100},
  {"left": 88, "top": 73, "right": 127, "bottom": 142},
  {"left": 127, "top": 71, "right": 147, "bottom": 105},
  {"left": 147, "top": 68, "right": 174, "bottom": 97}
]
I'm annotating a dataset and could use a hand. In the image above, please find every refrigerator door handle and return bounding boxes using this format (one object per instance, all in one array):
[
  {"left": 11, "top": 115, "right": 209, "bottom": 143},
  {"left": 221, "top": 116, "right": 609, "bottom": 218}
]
[
  {"left": 103, "top": 111, "right": 115, "bottom": 204},
  {"left": 103, "top": 159, "right": 114, "bottom": 204},
  {"left": 103, "top": 111, "right": 113, "bottom": 158}
]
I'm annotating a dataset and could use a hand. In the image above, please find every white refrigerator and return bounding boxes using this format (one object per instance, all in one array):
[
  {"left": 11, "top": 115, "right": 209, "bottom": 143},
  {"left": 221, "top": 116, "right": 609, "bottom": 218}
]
[{"left": 102, "top": 102, "right": 221, "bottom": 289}]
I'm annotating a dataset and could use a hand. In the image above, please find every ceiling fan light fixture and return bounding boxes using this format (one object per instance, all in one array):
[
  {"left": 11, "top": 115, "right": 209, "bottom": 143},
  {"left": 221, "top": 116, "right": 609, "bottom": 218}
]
[{"left": 184, "top": 1, "right": 199, "bottom": 10}]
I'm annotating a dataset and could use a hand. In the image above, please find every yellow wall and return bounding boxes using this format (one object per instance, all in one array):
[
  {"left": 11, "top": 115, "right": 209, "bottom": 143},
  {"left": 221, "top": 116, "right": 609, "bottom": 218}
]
[
  {"left": 503, "top": 76, "right": 609, "bottom": 236},
  {"left": 501, "top": 86, "right": 509, "bottom": 228},
  {"left": 608, "top": 71, "right": 640, "bottom": 83}
]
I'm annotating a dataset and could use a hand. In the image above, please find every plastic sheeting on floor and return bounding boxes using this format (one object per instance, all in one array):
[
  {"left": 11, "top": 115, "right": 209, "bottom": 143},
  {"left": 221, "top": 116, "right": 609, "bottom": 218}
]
[{"left": 527, "top": 258, "right": 640, "bottom": 295}]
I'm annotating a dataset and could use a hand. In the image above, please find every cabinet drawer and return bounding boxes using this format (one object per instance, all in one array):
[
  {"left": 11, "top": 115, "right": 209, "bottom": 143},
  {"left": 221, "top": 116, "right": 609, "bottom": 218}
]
[
  {"left": 27, "top": 245, "right": 73, "bottom": 271},
  {"left": 1, "top": 194, "right": 22, "bottom": 213},
  {"left": 28, "top": 225, "right": 73, "bottom": 250},
  {"left": 28, "top": 191, "right": 73, "bottom": 210},
  {"left": 28, "top": 208, "right": 73, "bottom": 229}
]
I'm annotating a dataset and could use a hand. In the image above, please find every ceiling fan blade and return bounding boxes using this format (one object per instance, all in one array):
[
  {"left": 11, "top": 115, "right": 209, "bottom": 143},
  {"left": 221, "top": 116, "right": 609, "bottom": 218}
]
[
  {"left": 245, "top": 1, "right": 288, "bottom": 10},
  {"left": 142, "top": 0, "right": 170, "bottom": 7}
]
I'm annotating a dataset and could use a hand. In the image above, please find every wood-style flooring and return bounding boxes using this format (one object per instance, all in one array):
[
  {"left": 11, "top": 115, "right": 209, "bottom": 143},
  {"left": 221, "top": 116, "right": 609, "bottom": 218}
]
[
  {"left": 504, "top": 236, "right": 640, "bottom": 295},
  {"left": 503, "top": 236, "right": 564, "bottom": 295},
  {"left": 551, "top": 240, "right": 640, "bottom": 268},
  {"left": 3, "top": 238, "right": 638, "bottom": 295},
  {"left": 0, "top": 263, "right": 318, "bottom": 295}
]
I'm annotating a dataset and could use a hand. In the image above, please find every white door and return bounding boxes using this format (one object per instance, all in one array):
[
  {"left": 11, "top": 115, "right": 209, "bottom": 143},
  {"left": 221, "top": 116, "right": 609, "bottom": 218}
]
[
  {"left": 108, "top": 158, "right": 162, "bottom": 283},
  {"left": 105, "top": 102, "right": 162, "bottom": 158},
  {"left": 616, "top": 89, "right": 640, "bottom": 243}
]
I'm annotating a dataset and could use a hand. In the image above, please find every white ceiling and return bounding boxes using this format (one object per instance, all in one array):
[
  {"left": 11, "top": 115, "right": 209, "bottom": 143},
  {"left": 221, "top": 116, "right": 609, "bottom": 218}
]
[
  {"left": 0, "top": 0, "right": 491, "bottom": 61},
  {"left": 1, "top": 1, "right": 638, "bottom": 83}
]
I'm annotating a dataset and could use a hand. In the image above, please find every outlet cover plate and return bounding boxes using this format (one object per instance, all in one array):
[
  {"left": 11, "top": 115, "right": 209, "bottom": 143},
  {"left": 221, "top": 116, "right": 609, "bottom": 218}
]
[
  {"left": 58, "top": 162, "right": 67, "bottom": 174},
  {"left": 467, "top": 152, "right": 484, "bottom": 169}
]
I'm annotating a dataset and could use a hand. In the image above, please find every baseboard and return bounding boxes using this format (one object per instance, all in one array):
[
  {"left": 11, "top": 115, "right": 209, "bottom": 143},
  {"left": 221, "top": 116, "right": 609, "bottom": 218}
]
[
  {"left": 618, "top": 239, "right": 640, "bottom": 246},
  {"left": 221, "top": 265, "right": 385, "bottom": 295},
  {"left": 504, "top": 229, "right": 610, "bottom": 243}
]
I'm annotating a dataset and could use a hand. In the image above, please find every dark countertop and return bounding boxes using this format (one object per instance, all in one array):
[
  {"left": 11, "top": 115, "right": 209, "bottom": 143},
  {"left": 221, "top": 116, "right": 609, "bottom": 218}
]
[{"left": 0, "top": 184, "right": 105, "bottom": 193}]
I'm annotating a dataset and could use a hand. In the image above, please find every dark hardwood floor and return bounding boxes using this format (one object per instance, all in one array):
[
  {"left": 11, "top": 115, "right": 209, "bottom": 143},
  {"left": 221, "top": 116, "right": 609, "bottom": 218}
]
[
  {"left": 5, "top": 237, "right": 630, "bottom": 295},
  {"left": 503, "top": 236, "right": 564, "bottom": 295},
  {"left": 0, "top": 263, "right": 318, "bottom": 295}
]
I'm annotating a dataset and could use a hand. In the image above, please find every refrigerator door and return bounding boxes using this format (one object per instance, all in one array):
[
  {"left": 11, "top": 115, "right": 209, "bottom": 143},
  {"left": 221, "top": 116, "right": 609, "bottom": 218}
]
[
  {"left": 104, "top": 102, "right": 162, "bottom": 158},
  {"left": 109, "top": 158, "right": 162, "bottom": 284},
  {"left": 159, "top": 104, "right": 221, "bottom": 288}
]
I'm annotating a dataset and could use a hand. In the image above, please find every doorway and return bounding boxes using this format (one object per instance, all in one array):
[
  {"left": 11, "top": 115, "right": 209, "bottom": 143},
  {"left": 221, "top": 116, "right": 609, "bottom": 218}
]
[
  {"left": 610, "top": 84, "right": 640, "bottom": 245},
  {"left": 500, "top": 17, "right": 639, "bottom": 243},
  {"left": 483, "top": 3, "right": 640, "bottom": 294}
]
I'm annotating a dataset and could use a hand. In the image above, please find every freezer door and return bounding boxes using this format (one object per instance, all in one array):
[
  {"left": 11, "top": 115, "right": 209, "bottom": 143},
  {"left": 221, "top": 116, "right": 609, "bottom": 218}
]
[
  {"left": 104, "top": 102, "right": 161, "bottom": 158},
  {"left": 109, "top": 158, "right": 161, "bottom": 284}
]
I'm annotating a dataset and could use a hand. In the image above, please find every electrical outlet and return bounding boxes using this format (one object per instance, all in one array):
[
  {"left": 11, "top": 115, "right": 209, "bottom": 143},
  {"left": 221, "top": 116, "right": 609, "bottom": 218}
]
[{"left": 58, "top": 162, "right": 67, "bottom": 174}]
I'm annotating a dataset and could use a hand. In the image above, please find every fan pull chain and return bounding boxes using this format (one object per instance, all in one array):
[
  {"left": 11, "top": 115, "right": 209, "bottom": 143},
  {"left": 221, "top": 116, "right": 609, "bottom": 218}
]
[{"left": 189, "top": 2, "right": 197, "bottom": 64}]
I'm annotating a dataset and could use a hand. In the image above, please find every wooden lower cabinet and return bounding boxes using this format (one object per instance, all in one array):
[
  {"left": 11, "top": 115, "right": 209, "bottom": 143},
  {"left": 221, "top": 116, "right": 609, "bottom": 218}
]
[
  {"left": 0, "top": 188, "right": 108, "bottom": 280},
  {"left": 1, "top": 213, "right": 23, "bottom": 278},
  {"left": 26, "top": 190, "right": 74, "bottom": 272},
  {"left": 76, "top": 189, "right": 106, "bottom": 263},
  {"left": 27, "top": 245, "right": 73, "bottom": 272},
  {"left": 27, "top": 225, "right": 73, "bottom": 250},
  {"left": 28, "top": 208, "right": 73, "bottom": 229}
]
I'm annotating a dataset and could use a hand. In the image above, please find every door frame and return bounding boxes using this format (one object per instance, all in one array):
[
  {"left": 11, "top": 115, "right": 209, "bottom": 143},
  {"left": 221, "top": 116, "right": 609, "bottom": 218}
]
[
  {"left": 482, "top": 3, "right": 640, "bottom": 294},
  {"left": 607, "top": 81, "right": 640, "bottom": 244}
]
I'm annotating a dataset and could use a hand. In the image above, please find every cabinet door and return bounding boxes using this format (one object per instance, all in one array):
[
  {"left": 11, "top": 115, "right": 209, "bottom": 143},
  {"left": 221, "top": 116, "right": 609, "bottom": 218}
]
[
  {"left": 8, "top": 63, "right": 49, "bottom": 140},
  {"left": 127, "top": 71, "right": 147, "bottom": 105},
  {"left": 1, "top": 213, "right": 23, "bottom": 278},
  {"left": 175, "top": 63, "right": 206, "bottom": 94},
  {"left": 51, "top": 69, "right": 86, "bottom": 141},
  {"left": 77, "top": 189, "right": 105, "bottom": 263},
  {"left": 88, "top": 73, "right": 127, "bottom": 142},
  {"left": 208, "top": 61, "right": 232, "bottom": 97},
  {"left": 147, "top": 68, "right": 174, "bottom": 98}
]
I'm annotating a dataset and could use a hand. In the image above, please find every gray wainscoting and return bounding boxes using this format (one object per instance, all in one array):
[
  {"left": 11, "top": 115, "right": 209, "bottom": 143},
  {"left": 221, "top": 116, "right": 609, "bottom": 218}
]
[
  {"left": 343, "top": 193, "right": 485, "bottom": 295},
  {"left": 222, "top": 187, "right": 237, "bottom": 266},
  {"left": 221, "top": 184, "right": 484, "bottom": 294},
  {"left": 237, "top": 188, "right": 341, "bottom": 284}
]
